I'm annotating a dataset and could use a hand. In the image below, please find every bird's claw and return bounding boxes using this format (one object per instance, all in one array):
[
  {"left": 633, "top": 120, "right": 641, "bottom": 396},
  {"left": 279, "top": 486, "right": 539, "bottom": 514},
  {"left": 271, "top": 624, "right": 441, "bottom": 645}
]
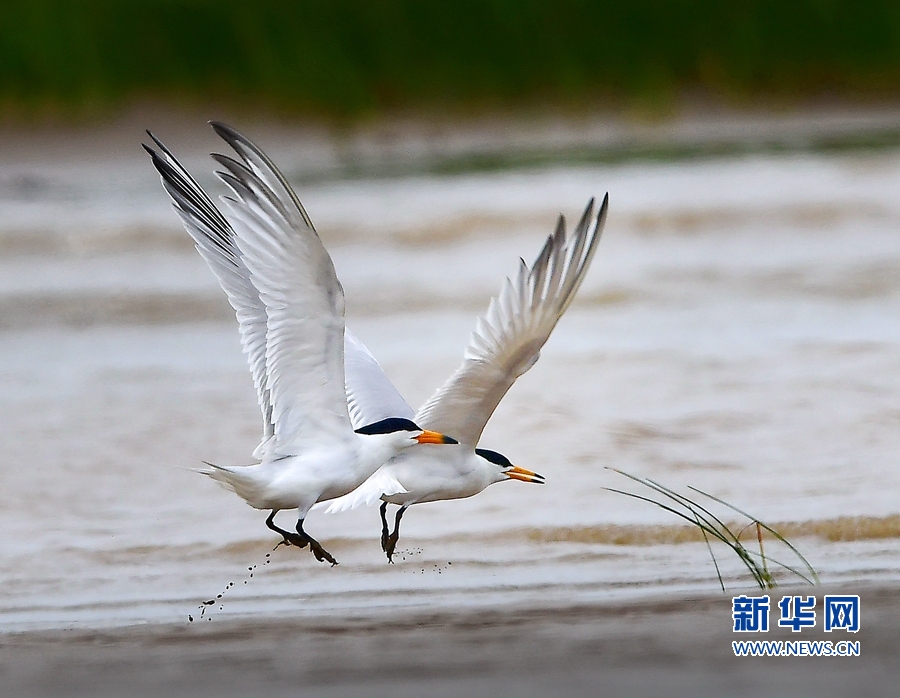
[
  {"left": 384, "top": 533, "right": 399, "bottom": 563},
  {"left": 276, "top": 533, "right": 309, "bottom": 549},
  {"left": 273, "top": 534, "right": 337, "bottom": 565},
  {"left": 310, "top": 541, "right": 338, "bottom": 566}
]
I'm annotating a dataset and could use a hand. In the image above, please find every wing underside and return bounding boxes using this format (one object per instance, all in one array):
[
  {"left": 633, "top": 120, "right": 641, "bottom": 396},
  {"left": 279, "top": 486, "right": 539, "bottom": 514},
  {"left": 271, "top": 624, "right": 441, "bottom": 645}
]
[
  {"left": 145, "top": 134, "right": 275, "bottom": 455},
  {"left": 147, "top": 123, "right": 353, "bottom": 456},
  {"left": 344, "top": 329, "right": 416, "bottom": 431},
  {"left": 414, "top": 195, "right": 608, "bottom": 445}
]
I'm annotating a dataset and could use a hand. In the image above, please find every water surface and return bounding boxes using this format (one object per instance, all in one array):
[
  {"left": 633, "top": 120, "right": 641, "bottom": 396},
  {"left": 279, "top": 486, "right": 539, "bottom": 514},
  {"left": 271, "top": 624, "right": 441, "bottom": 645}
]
[{"left": 3, "top": 136, "right": 900, "bottom": 629}]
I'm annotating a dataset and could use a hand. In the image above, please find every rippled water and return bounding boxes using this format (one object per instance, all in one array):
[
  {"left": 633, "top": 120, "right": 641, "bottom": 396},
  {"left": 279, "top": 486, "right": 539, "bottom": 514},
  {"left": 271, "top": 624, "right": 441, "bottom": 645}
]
[{"left": 3, "top": 129, "right": 900, "bottom": 630}]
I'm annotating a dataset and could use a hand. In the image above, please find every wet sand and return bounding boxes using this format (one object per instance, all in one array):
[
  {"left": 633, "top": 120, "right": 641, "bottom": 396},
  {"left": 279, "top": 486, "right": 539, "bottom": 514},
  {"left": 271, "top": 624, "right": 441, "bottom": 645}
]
[{"left": 2, "top": 583, "right": 895, "bottom": 698}]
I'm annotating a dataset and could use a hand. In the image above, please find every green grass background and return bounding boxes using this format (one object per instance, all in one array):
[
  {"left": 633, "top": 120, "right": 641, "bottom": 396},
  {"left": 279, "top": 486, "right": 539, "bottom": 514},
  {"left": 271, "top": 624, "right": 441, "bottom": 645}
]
[{"left": 2, "top": 0, "right": 900, "bottom": 118}]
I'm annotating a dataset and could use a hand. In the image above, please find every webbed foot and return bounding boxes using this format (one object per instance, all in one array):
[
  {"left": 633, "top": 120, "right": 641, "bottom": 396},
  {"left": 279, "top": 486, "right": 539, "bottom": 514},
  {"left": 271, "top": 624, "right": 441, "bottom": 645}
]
[
  {"left": 383, "top": 505, "right": 407, "bottom": 563},
  {"left": 274, "top": 531, "right": 310, "bottom": 550},
  {"left": 296, "top": 519, "right": 339, "bottom": 565},
  {"left": 380, "top": 502, "right": 390, "bottom": 554},
  {"left": 384, "top": 532, "right": 399, "bottom": 563},
  {"left": 309, "top": 540, "right": 338, "bottom": 566}
]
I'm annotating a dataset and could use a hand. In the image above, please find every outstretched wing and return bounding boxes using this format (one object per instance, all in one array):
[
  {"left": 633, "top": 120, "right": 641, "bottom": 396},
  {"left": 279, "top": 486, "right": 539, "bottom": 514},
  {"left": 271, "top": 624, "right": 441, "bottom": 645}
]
[
  {"left": 414, "top": 195, "right": 608, "bottom": 445},
  {"left": 344, "top": 328, "right": 415, "bottom": 431},
  {"left": 146, "top": 130, "right": 414, "bottom": 455},
  {"left": 210, "top": 122, "right": 350, "bottom": 454},
  {"left": 144, "top": 133, "right": 275, "bottom": 457}
]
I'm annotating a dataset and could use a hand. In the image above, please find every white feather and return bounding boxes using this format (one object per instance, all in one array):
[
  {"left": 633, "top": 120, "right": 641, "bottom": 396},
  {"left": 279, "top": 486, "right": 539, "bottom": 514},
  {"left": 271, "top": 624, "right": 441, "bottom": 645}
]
[
  {"left": 344, "top": 329, "right": 415, "bottom": 431},
  {"left": 145, "top": 134, "right": 275, "bottom": 456},
  {"left": 324, "top": 470, "right": 408, "bottom": 513},
  {"left": 414, "top": 196, "right": 608, "bottom": 445},
  {"left": 335, "top": 197, "right": 607, "bottom": 517}
]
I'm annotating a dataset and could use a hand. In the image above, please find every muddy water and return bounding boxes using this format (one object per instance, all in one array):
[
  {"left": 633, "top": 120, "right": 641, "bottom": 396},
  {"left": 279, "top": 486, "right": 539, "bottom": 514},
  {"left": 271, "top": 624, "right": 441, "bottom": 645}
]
[{"left": 2, "top": 129, "right": 900, "bottom": 630}]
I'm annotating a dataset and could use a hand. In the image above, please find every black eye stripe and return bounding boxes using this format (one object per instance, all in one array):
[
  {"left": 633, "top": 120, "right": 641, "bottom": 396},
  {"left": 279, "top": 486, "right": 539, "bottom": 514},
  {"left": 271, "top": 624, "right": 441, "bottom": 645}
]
[
  {"left": 355, "top": 417, "right": 420, "bottom": 435},
  {"left": 475, "top": 448, "right": 512, "bottom": 468}
]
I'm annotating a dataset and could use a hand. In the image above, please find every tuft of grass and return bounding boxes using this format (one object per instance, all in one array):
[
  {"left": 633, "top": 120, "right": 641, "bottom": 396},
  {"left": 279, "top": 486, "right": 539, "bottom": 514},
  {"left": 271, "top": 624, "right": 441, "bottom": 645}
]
[{"left": 605, "top": 468, "right": 819, "bottom": 591}]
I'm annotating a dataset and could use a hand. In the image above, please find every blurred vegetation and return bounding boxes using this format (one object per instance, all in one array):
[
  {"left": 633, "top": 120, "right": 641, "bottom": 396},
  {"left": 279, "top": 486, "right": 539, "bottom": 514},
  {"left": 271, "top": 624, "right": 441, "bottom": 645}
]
[{"left": 2, "top": 0, "right": 900, "bottom": 119}]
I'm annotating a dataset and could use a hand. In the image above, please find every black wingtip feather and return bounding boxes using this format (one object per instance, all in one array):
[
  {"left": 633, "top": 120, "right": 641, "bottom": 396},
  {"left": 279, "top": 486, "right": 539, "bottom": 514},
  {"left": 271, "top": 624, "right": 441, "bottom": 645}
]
[
  {"left": 144, "top": 130, "right": 183, "bottom": 164},
  {"left": 597, "top": 192, "right": 609, "bottom": 221},
  {"left": 209, "top": 120, "right": 249, "bottom": 151}
]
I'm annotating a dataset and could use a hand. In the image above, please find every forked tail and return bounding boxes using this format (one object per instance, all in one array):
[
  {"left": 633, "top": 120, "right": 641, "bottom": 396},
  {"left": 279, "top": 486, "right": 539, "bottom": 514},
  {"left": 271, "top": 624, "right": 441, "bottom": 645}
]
[{"left": 200, "top": 461, "right": 267, "bottom": 508}]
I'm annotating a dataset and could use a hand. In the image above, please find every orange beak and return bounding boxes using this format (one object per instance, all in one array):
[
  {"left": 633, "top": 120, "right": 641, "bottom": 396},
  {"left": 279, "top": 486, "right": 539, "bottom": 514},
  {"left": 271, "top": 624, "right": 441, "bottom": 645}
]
[
  {"left": 505, "top": 466, "right": 545, "bottom": 484},
  {"left": 415, "top": 430, "right": 458, "bottom": 445}
]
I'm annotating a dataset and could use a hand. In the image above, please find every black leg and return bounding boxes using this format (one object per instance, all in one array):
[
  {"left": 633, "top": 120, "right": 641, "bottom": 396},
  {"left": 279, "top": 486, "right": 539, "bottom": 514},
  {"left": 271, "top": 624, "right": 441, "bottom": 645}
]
[
  {"left": 266, "top": 510, "right": 308, "bottom": 549},
  {"left": 380, "top": 502, "right": 390, "bottom": 554},
  {"left": 296, "top": 519, "right": 338, "bottom": 566},
  {"left": 384, "top": 505, "right": 408, "bottom": 563}
]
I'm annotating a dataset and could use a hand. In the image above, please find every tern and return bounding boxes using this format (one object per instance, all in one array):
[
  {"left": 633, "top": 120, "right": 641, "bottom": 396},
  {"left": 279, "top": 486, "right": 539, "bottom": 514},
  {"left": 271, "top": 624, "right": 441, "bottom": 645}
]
[
  {"left": 144, "top": 123, "right": 456, "bottom": 565},
  {"left": 327, "top": 194, "right": 607, "bottom": 560}
]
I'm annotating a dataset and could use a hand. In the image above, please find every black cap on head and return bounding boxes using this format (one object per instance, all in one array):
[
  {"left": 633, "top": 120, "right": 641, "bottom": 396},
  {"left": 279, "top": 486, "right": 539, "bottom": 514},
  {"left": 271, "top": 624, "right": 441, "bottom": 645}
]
[
  {"left": 475, "top": 448, "right": 513, "bottom": 468},
  {"left": 355, "top": 417, "right": 420, "bottom": 435}
]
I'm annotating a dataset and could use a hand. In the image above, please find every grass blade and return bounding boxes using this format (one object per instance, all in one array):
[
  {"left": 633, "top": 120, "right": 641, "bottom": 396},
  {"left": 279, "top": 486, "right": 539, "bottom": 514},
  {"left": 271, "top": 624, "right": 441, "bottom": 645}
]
[{"left": 606, "top": 470, "right": 818, "bottom": 591}]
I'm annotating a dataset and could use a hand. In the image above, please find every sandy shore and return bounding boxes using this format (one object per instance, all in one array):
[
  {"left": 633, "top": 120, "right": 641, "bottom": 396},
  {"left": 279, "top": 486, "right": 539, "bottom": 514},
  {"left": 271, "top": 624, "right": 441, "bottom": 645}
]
[{"left": 2, "top": 583, "right": 894, "bottom": 698}]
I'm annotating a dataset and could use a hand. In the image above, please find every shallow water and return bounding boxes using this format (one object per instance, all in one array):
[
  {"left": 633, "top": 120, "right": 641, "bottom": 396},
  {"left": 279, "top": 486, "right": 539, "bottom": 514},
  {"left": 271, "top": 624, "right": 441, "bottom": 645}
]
[{"left": 2, "top": 131, "right": 900, "bottom": 630}]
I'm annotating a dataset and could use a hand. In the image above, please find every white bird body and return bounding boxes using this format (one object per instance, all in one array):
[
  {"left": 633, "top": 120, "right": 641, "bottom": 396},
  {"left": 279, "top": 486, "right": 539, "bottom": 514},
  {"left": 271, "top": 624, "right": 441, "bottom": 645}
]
[
  {"left": 380, "top": 447, "right": 497, "bottom": 506},
  {"left": 329, "top": 444, "right": 499, "bottom": 510},
  {"left": 145, "top": 123, "right": 455, "bottom": 564},
  {"left": 207, "top": 432, "right": 423, "bottom": 512},
  {"left": 326, "top": 196, "right": 608, "bottom": 559}
]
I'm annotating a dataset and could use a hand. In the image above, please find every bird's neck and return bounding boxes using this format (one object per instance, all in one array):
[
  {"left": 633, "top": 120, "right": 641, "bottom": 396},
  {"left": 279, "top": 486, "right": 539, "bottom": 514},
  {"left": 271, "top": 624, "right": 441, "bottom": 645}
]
[{"left": 355, "top": 432, "right": 405, "bottom": 475}]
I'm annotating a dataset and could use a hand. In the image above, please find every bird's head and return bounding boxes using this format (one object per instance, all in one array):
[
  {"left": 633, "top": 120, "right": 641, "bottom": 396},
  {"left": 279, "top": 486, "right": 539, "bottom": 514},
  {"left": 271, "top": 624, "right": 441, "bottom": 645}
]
[
  {"left": 355, "top": 417, "right": 458, "bottom": 454},
  {"left": 475, "top": 448, "right": 545, "bottom": 485}
]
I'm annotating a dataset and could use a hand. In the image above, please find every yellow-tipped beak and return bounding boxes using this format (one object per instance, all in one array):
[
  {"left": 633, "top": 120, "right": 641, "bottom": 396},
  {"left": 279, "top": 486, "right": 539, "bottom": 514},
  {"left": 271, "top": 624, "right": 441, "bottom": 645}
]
[
  {"left": 415, "top": 430, "right": 458, "bottom": 445},
  {"left": 505, "top": 466, "right": 545, "bottom": 484}
]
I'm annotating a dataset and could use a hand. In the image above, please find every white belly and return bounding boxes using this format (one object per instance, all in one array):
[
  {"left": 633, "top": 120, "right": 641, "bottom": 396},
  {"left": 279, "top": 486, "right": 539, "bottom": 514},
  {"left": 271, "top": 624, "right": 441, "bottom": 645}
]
[
  {"left": 382, "top": 446, "right": 493, "bottom": 506},
  {"left": 226, "top": 442, "right": 373, "bottom": 513}
]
